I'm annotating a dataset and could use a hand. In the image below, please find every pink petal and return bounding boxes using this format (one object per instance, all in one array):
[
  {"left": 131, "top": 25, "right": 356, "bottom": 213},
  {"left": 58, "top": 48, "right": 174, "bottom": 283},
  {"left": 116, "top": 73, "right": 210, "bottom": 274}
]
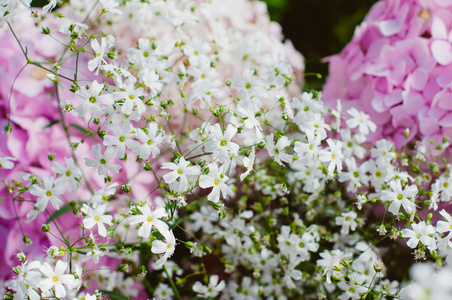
[{"left": 431, "top": 40, "right": 452, "bottom": 65}]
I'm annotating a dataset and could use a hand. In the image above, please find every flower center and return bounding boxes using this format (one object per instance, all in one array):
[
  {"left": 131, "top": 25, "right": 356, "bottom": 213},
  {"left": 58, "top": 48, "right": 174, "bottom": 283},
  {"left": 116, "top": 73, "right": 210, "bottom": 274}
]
[
  {"left": 147, "top": 139, "right": 153, "bottom": 145},
  {"left": 52, "top": 276, "right": 59, "bottom": 282},
  {"left": 177, "top": 169, "right": 183, "bottom": 175},
  {"left": 66, "top": 170, "right": 71, "bottom": 177},
  {"left": 46, "top": 191, "right": 52, "bottom": 197},
  {"left": 119, "top": 136, "right": 125, "bottom": 142},
  {"left": 89, "top": 96, "right": 97, "bottom": 103},
  {"left": 147, "top": 217, "right": 153, "bottom": 222},
  {"left": 397, "top": 194, "right": 403, "bottom": 200},
  {"left": 220, "top": 140, "right": 227, "bottom": 147},
  {"left": 94, "top": 216, "right": 100, "bottom": 222},
  {"left": 100, "top": 158, "right": 107, "bottom": 165},
  {"left": 214, "top": 179, "right": 220, "bottom": 185}
]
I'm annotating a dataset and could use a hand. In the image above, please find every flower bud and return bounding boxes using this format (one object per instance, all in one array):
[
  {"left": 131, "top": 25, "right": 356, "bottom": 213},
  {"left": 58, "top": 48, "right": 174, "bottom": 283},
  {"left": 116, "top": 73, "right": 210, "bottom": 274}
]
[
  {"left": 23, "top": 235, "right": 32, "bottom": 245},
  {"left": 4, "top": 124, "right": 12, "bottom": 134},
  {"left": 47, "top": 153, "right": 55, "bottom": 161},
  {"left": 143, "top": 162, "right": 153, "bottom": 171},
  {"left": 118, "top": 264, "right": 129, "bottom": 273},
  {"left": 122, "top": 184, "right": 131, "bottom": 193},
  {"left": 42, "top": 224, "right": 51, "bottom": 232}
]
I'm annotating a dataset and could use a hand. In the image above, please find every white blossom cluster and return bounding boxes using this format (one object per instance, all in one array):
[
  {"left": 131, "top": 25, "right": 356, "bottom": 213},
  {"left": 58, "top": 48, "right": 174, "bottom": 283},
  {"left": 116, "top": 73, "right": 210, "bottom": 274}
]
[{"left": 2, "top": 0, "right": 452, "bottom": 300}]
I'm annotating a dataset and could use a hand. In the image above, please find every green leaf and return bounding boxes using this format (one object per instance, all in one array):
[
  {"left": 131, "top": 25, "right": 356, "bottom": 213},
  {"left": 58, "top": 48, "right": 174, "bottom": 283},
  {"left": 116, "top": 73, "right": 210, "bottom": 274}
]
[
  {"left": 46, "top": 204, "right": 74, "bottom": 223},
  {"left": 43, "top": 119, "right": 60, "bottom": 129},
  {"left": 99, "top": 290, "right": 131, "bottom": 300},
  {"left": 69, "top": 124, "right": 90, "bottom": 134}
]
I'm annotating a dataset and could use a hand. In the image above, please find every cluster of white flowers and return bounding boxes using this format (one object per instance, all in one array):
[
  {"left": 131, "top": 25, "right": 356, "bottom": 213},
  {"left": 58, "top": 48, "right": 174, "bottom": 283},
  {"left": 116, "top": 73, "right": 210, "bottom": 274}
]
[{"left": 2, "top": 0, "right": 452, "bottom": 299}]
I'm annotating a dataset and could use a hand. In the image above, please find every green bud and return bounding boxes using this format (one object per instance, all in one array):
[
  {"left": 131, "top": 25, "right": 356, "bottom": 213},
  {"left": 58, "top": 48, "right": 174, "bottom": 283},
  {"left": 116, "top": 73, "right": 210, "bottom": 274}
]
[
  {"left": 118, "top": 264, "right": 129, "bottom": 273},
  {"left": 258, "top": 141, "right": 266, "bottom": 149},
  {"left": 218, "top": 209, "right": 227, "bottom": 219},
  {"left": 331, "top": 275, "right": 341, "bottom": 281},
  {"left": 42, "top": 27, "right": 50, "bottom": 34},
  {"left": 192, "top": 107, "right": 198, "bottom": 115},
  {"left": 185, "top": 241, "right": 196, "bottom": 250},
  {"left": 42, "top": 224, "right": 51, "bottom": 232},
  {"left": 47, "top": 153, "right": 55, "bottom": 161},
  {"left": 107, "top": 228, "right": 115, "bottom": 237},
  {"left": 122, "top": 184, "right": 131, "bottom": 193},
  {"left": 225, "top": 80, "right": 231, "bottom": 86},
  {"left": 143, "top": 162, "right": 153, "bottom": 171},
  {"left": 93, "top": 118, "right": 100, "bottom": 125},
  {"left": 4, "top": 124, "right": 12, "bottom": 135},
  {"left": 211, "top": 202, "right": 224, "bottom": 211},
  {"left": 198, "top": 159, "right": 206, "bottom": 167},
  {"left": 107, "top": 51, "right": 116, "bottom": 60},
  {"left": 23, "top": 235, "right": 32, "bottom": 245}
]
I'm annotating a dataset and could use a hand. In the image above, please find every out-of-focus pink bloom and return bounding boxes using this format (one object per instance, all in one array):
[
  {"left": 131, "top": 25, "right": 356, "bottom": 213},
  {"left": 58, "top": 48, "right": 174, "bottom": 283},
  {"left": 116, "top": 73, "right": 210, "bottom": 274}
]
[{"left": 323, "top": 0, "right": 452, "bottom": 155}]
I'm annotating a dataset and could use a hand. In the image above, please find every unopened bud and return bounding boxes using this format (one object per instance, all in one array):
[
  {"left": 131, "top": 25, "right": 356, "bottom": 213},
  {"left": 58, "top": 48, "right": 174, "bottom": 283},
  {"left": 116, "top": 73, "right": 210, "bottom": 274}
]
[{"left": 42, "top": 224, "right": 51, "bottom": 232}]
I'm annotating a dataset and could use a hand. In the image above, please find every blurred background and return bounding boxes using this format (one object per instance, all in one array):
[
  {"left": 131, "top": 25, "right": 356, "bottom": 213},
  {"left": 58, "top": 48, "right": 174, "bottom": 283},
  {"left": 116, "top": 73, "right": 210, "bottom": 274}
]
[
  {"left": 263, "top": 0, "right": 378, "bottom": 89},
  {"left": 31, "top": 0, "right": 379, "bottom": 89}
]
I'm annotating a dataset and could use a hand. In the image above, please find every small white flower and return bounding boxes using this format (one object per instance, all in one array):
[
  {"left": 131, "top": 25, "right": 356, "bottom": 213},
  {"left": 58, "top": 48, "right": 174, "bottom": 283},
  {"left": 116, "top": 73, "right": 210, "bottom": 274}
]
[
  {"left": 0, "top": 155, "right": 16, "bottom": 169},
  {"left": 335, "top": 211, "right": 358, "bottom": 235},
  {"left": 81, "top": 204, "right": 113, "bottom": 237},
  {"left": 402, "top": 221, "right": 437, "bottom": 251},
  {"left": 129, "top": 204, "right": 170, "bottom": 238},
  {"left": 199, "top": 163, "right": 233, "bottom": 203},
  {"left": 346, "top": 107, "right": 376, "bottom": 135},
  {"left": 193, "top": 274, "right": 225, "bottom": 298},
  {"left": 319, "top": 139, "right": 344, "bottom": 175}
]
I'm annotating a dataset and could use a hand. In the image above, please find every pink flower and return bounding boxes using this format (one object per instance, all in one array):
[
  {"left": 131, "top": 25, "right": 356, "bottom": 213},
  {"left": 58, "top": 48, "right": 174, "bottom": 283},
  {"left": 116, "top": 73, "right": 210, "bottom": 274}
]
[{"left": 323, "top": 0, "right": 452, "bottom": 155}]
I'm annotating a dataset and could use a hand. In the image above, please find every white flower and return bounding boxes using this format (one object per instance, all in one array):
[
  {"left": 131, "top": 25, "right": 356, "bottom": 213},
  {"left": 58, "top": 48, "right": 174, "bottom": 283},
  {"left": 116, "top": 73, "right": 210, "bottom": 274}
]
[
  {"left": 81, "top": 204, "right": 113, "bottom": 237},
  {"left": 335, "top": 211, "right": 358, "bottom": 235},
  {"left": 103, "top": 124, "right": 134, "bottom": 159},
  {"left": 84, "top": 144, "right": 122, "bottom": 176},
  {"left": 346, "top": 107, "right": 376, "bottom": 135},
  {"left": 294, "top": 128, "right": 322, "bottom": 160},
  {"left": 74, "top": 80, "right": 113, "bottom": 118},
  {"left": 193, "top": 274, "right": 225, "bottom": 298},
  {"left": 380, "top": 179, "right": 418, "bottom": 215},
  {"left": 30, "top": 176, "right": 66, "bottom": 211},
  {"left": 402, "top": 221, "right": 437, "bottom": 251},
  {"left": 319, "top": 139, "right": 344, "bottom": 175},
  {"left": 151, "top": 230, "right": 176, "bottom": 268},
  {"left": 129, "top": 204, "right": 170, "bottom": 238},
  {"left": 204, "top": 124, "right": 239, "bottom": 163},
  {"left": 199, "top": 163, "right": 233, "bottom": 203},
  {"left": 51, "top": 157, "right": 82, "bottom": 193},
  {"left": 240, "top": 146, "right": 256, "bottom": 181},
  {"left": 317, "top": 249, "right": 352, "bottom": 283},
  {"left": 130, "top": 122, "right": 164, "bottom": 160},
  {"left": 100, "top": 0, "right": 123, "bottom": 15},
  {"left": 89, "top": 182, "right": 119, "bottom": 207},
  {"left": 0, "top": 155, "right": 16, "bottom": 169},
  {"left": 162, "top": 157, "right": 201, "bottom": 192},
  {"left": 112, "top": 83, "right": 146, "bottom": 115},
  {"left": 88, "top": 37, "right": 114, "bottom": 75},
  {"left": 38, "top": 260, "right": 77, "bottom": 299},
  {"left": 265, "top": 133, "right": 293, "bottom": 166}
]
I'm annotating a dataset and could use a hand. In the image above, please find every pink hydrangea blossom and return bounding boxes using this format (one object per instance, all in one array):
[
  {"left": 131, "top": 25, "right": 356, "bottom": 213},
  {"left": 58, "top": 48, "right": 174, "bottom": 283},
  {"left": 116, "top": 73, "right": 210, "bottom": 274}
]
[{"left": 323, "top": 0, "right": 452, "bottom": 155}]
